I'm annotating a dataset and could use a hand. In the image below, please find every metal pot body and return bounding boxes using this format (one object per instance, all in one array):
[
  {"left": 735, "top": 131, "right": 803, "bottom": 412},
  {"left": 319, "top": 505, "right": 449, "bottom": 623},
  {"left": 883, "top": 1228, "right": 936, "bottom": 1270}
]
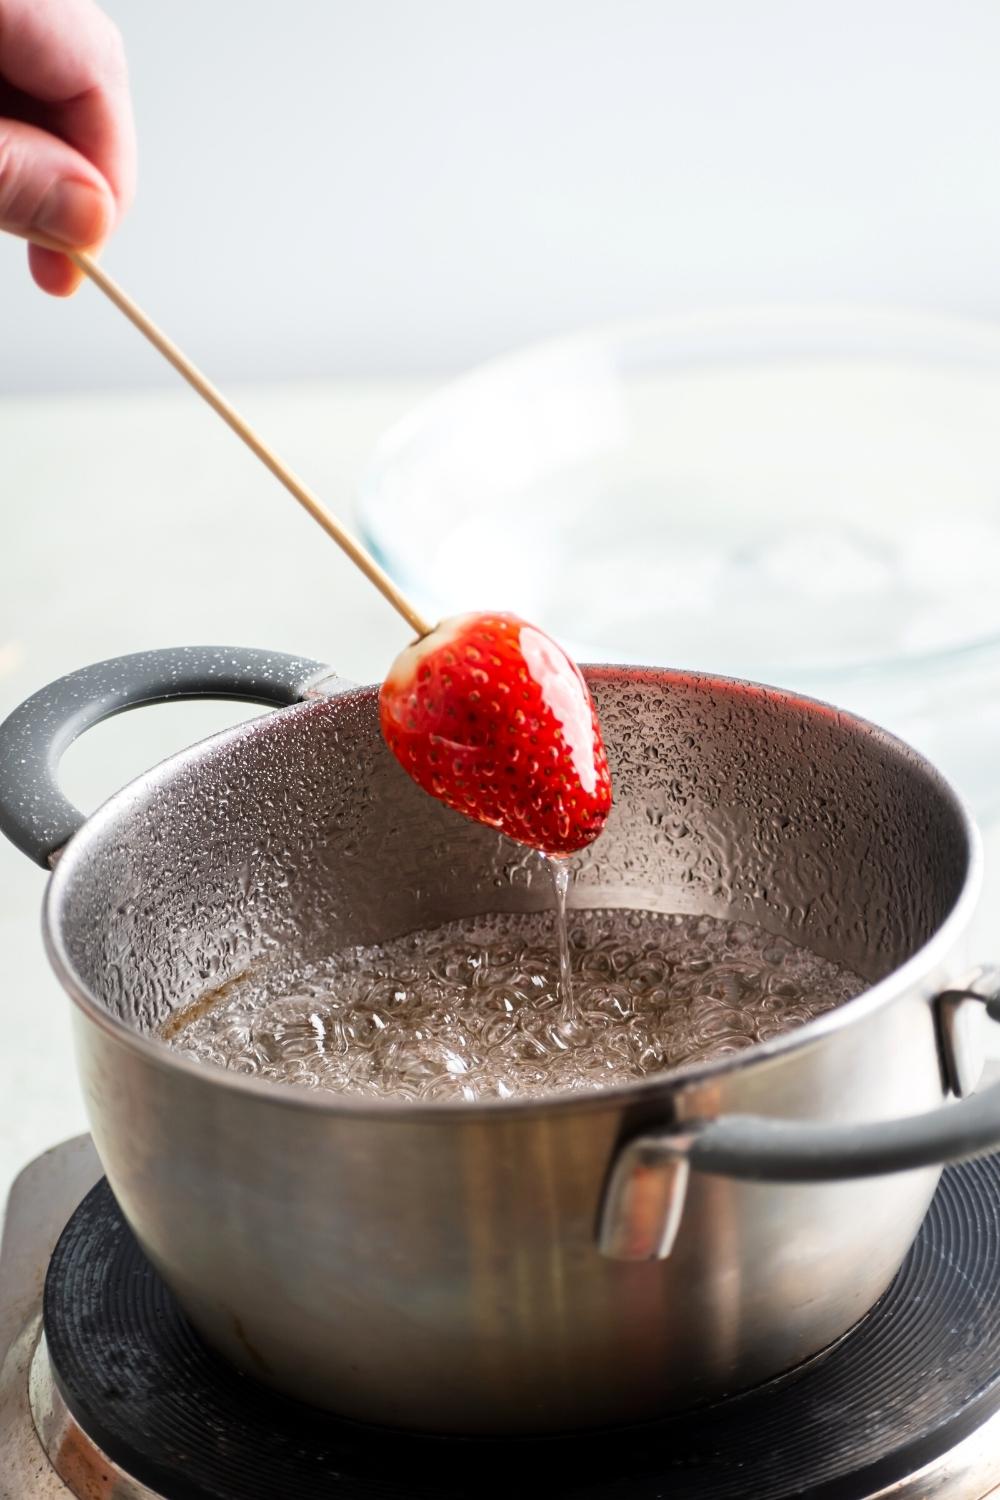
[{"left": 3, "top": 651, "right": 986, "bottom": 1432}]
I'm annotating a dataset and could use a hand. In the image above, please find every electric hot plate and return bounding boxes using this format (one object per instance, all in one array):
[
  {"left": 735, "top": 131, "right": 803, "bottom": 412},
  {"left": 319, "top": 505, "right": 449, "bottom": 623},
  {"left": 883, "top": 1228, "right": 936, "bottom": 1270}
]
[{"left": 4, "top": 1139, "right": 1000, "bottom": 1499}]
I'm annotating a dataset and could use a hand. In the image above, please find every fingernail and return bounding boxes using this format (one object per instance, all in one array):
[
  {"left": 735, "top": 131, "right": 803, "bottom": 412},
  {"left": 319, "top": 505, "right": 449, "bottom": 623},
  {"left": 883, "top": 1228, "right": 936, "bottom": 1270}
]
[{"left": 33, "top": 180, "right": 110, "bottom": 247}]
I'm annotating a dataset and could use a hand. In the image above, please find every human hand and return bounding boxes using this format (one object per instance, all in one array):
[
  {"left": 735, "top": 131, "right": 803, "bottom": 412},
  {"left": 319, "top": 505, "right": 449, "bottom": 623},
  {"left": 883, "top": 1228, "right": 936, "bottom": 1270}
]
[{"left": 0, "top": 0, "right": 136, "bottom": 294}]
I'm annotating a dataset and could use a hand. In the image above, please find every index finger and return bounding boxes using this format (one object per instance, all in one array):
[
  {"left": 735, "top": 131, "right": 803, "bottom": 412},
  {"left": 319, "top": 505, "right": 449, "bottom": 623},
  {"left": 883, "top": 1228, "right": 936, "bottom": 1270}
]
[{"left": 0, "top": 0, "right": 136, "bottom": 211}]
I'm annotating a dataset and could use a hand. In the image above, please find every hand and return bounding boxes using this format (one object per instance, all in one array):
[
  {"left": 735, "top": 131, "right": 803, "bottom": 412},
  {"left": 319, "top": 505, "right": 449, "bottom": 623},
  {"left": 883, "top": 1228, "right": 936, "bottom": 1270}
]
[{"left": 0, "top": 0, "right": 136, "bottom": 294}]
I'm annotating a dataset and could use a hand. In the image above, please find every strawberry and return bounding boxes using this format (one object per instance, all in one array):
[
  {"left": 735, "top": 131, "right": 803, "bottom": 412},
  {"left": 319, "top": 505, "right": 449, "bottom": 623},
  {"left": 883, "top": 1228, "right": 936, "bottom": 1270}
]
[{"left": 380, "top": 612, "right": 612, "bottom": 857}]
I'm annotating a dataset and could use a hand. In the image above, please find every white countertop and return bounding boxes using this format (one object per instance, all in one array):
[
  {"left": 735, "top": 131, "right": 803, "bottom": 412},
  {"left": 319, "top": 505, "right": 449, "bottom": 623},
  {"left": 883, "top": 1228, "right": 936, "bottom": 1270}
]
[
  {"left": 3, "top": 376, "right": 1000, "bottom": 1204},
  {"left": 0, "top": 379, "right": 431, "bottom": 1194}
]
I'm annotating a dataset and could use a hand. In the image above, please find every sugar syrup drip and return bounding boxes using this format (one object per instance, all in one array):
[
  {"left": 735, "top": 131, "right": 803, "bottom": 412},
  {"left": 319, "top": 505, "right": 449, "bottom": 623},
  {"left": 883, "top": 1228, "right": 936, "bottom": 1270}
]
[{"left": 547, "top": 857, "right": 577, "bottom": 1029}]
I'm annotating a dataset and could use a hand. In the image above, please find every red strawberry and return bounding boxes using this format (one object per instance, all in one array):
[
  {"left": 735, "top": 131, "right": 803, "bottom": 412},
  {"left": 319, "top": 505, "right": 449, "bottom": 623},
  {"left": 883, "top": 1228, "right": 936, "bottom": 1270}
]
[{"left": 380, "top": 612, "right": 612, "bottom": 857}]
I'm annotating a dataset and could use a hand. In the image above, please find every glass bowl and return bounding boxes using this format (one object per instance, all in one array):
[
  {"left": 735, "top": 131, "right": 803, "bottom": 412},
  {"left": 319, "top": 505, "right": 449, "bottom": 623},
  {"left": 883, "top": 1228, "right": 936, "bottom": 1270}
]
[{"left": 359, "top": 308, "right": 1000, "bottom": 944}]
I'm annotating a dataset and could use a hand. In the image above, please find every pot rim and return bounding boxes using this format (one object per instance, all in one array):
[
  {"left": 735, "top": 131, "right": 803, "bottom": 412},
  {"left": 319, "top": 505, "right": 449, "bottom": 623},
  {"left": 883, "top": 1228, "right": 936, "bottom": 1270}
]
[{"left": 41, "top": 667, "right": 984, "bottom": 1123}]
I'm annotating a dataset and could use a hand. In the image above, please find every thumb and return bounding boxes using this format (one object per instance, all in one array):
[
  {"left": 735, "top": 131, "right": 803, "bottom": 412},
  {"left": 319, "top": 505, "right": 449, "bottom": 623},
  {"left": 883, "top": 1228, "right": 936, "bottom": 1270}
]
[{"left": 0, "top": 116, "right": 115, "bottom": 295}]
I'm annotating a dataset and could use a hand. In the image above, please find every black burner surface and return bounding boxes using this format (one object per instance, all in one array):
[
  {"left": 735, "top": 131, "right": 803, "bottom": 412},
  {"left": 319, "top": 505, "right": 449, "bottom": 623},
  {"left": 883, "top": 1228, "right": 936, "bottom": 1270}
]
[{"left": 43, "top": 1158, "right": 1000, "bottom": 1500}]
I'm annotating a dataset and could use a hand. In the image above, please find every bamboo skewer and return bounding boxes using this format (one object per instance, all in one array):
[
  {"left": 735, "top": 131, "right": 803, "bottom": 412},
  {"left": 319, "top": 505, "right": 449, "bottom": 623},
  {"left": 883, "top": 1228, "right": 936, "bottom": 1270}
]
[{"left": 66, "top": 248, "right": 432, "bottom": 640}]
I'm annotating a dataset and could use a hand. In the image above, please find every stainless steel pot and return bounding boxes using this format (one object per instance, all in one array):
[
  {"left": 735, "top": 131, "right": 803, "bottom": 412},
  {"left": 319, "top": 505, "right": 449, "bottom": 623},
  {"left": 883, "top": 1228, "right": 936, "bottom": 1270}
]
[{"left": 2, "top": 645, "right": 1000, "bottom": 1435}]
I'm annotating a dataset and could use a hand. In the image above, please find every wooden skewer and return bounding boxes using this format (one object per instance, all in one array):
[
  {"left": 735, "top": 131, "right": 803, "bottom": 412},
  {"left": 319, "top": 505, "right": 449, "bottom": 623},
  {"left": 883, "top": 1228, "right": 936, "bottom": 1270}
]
[{"left": 66, "top": 247, "right": 433, "bottom": 640}]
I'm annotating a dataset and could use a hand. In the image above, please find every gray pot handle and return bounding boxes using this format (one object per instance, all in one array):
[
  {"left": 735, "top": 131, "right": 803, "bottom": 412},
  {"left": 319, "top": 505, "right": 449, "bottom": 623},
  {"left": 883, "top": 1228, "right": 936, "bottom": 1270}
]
[
  {"left": 600, "top": 971, "right": 1000, "bottom": 1260},
  {"left": 0, "top": 646, "right": 328, "bottom": 866}
]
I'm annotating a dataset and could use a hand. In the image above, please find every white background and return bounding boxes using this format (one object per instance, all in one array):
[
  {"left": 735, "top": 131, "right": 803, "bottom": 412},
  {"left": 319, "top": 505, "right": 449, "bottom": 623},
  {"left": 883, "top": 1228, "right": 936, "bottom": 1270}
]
[{"left": 2, "top": 0, "right": 1000, "bottom": 394}]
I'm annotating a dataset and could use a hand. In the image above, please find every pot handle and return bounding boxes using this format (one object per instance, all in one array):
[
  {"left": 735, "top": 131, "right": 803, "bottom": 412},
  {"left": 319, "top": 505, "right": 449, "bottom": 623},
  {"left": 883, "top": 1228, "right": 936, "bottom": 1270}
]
[
  {"left": 600, "top": 969, "right": 1000, "bottom": 1260},
  {"left": 0, "top": 645, "right": 329, "bottom": 867}
]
